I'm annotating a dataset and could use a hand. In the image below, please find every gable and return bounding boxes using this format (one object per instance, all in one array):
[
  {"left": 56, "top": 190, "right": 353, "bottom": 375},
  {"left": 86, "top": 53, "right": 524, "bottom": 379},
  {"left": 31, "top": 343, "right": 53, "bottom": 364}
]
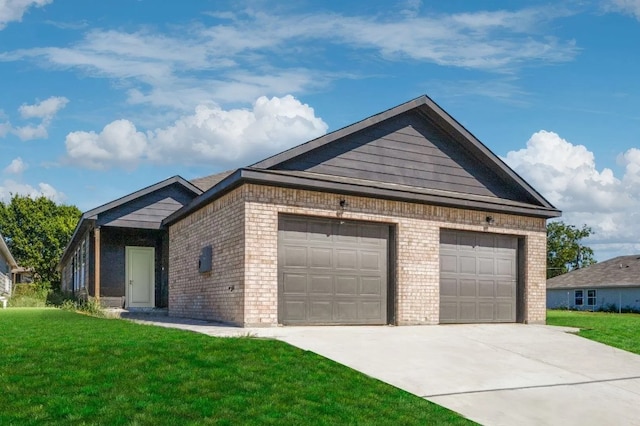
[
  {"left": 271, "top": 111, "right": 536, "bottom": 204},
  {"left": 96, "top": 183, "right": 197, "bottom": 229}
]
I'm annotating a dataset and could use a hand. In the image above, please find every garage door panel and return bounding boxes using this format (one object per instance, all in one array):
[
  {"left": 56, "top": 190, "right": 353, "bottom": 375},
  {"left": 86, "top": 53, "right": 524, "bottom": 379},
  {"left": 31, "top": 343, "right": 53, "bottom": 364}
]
[
  {"left": 360, "top": 301, "right": 383, "bottom": 319},
  {"left": 440, "top": 278, "right": 458, "bottom": 297},
  {"left": 440, "top": 302, "right": 457, "bottom": 321},
  {"left": 309, "top": 221, "right": 333, "bottom": 240},
  {"left": 460, "top": 256, "right": 477, "bottom": 274},
  {"left": 361, "top": 276, "right": 382, "bottom": 296},
  {"left": 496, "top": 258, "right": 514, "bottom": 276},
  {"left": 478, "top": 280, "right": 494, "bottom": 297},
  {"left": 478, "top": 258, "right": 494, "bottom": 275},
  {"left": 310, "top": 248, "right": 332, "bottom": 268},
  {"left": 478, "top": 303, "right": 494, "bottom": 321},
  {"left": 496, "top": 280, "right": 515, "bottom": 297},
  {"left": 458, "top": 234, "right": 476, "bottom": 250},
  {"left": 336, "top": 301, "right": 358, "bottom": 320},
  {"left": 440, "top": 230, "right": 517, "bottom": 324},
  {"left": 309, "top": 300, "right": 333, "bottom": 321},
  {"left": 441, "top": 254, "right": 457, "bottom": 273},
  {"left": 283, "top": 299, "right": 306, "bottom": 321},
  {"left": 279, "top": 216, "right": 388, "bottom": 325},
  {"left": 335, "top": 276, "right": 357, "bottom": 295},
  {"left": 361, "top": 251, "right": 382, "bottom": 271},
  {"left": 283, "top": 274, "right": 306, "bottom": 294},
  {"left": 336, "top": 249, "right": 358, "bottom": 270},
  {"left": 459, "top": 279, "right": 476, "bottom": 297},
  {"left": 309, "top": 275, "right": 333, "bottom": 294},
  {"left": 459, "top": 302, "right": 477, "bottom": 321},
  {"left": 281, "top": 218, "right": 308, "bottom": 240},
  {"left": 335, "top": 223, "right": 358, "bottom": 241},
  {"left": 497, "top": 303, "right": 515, "bottom": 321},
  {"left": 283, "top": 246, "right": 307, "bottom": 267}
]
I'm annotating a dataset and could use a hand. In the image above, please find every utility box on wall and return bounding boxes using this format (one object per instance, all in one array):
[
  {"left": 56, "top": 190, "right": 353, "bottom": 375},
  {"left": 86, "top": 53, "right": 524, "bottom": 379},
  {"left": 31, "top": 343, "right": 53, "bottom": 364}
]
[{"left": 198, "top": 245, "right": 212, "bottom": 273}]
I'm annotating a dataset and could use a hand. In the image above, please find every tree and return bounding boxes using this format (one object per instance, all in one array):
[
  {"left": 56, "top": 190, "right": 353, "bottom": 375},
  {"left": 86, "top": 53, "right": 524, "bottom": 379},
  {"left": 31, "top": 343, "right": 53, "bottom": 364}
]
[
  {"left": 0, "top": 194, "right": 81, "bottom": 289},
  {"left": 547, "top": 221, "right": 596, "bottom": 279}
]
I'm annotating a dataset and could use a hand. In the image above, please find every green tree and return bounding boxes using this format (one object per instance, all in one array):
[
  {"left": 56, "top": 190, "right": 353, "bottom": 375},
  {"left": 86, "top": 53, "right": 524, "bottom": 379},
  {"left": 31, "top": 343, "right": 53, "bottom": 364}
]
[
  {"left": 0, "top": 195, "right": 81, "bottom": 289},
  {"left": 547, "top": 221, "right": 596, "bottom": 279}
]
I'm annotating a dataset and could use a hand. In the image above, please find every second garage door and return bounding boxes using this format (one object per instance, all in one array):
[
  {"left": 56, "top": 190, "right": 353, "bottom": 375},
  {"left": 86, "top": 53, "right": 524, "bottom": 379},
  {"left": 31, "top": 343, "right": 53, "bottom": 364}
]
[
  {"left": 440, "top": 229, "right": 518, "bottom": 323},
  {"left": 278, "top": 216, "right": 389, "bottom": 325}
]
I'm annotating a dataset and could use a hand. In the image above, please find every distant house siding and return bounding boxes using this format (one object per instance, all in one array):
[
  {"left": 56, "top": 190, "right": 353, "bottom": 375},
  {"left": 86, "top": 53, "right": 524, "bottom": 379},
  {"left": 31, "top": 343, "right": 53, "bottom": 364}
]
[{"left": 547, "top": 288, "right": 640, "bottom": 311}]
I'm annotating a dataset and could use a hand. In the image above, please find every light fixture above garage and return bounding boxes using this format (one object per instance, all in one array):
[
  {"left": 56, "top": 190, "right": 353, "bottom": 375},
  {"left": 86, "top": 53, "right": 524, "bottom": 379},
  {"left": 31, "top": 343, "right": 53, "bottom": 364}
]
[
  {"left": 339, "top": 199, "right": 349, "bottom": 208},
  {"left": 485, "top": 216, "right": 495, "bottom": 225}
]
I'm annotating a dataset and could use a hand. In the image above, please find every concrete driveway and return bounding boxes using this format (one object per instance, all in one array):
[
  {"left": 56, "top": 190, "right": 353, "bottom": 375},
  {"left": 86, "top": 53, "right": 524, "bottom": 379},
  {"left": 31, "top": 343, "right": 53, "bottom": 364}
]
[{"left": 129, "top": 317, "right": 640, "bottom": 426}]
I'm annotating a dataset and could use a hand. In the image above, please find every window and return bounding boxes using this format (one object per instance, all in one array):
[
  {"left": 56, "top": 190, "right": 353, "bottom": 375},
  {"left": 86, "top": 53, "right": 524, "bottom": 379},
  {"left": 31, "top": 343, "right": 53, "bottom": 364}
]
[
  {"left": 587, "top": 289, "right": 597, "bottom": 306},
  {"left": 575, "top": 290, "right": 583, "bottom": 306}
]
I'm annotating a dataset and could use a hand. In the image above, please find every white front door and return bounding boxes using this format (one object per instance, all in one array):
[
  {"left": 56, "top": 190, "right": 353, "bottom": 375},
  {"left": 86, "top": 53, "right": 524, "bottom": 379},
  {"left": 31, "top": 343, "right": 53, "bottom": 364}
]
[{"left": 125, "top": 246, "right": 155, "bottom": 308}]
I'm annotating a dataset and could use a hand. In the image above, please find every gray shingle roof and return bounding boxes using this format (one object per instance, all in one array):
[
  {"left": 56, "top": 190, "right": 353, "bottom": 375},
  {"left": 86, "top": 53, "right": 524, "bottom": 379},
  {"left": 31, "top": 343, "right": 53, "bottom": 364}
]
[
  {"left": 547, "top": 255, "right": 640, "bottom": 289},
  {"left": 190, "top": 170, "right": 235, "bottom": 191}
]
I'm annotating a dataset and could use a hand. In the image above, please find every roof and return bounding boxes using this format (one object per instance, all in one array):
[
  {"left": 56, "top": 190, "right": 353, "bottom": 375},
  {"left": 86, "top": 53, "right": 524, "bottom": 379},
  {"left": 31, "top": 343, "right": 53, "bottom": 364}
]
[
  {"left": 164, "top": 94, "right": 561, "bottom": 226},
  {"left": 547, "top": 255, "right": 640, "bottom": 289},
  {"left": 190, "top": 170, "right": 235, "bottom": 191},
  {"left": 0, "top": 232, "right": 18, "bottom": 269},
  {"left": 59, "top": 175, "right": 202, "bottom": 267}
]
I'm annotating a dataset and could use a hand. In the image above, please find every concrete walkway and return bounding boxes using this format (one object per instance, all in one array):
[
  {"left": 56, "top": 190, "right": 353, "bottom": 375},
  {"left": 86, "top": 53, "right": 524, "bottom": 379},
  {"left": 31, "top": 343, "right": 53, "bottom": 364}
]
[{"left": 126, "top": 316, "right": 640, "bottom": 426}]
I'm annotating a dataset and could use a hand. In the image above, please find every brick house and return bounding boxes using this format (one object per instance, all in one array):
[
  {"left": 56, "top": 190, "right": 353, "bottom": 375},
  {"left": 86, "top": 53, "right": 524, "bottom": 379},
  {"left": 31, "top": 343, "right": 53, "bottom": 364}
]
[{"left": 163, "top": 95, "right": 560, "bottom": 326}]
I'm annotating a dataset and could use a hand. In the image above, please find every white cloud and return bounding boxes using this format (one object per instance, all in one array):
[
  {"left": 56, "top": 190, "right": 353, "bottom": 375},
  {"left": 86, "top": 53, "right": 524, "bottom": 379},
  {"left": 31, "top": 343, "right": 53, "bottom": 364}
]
[
  {"left": 0, "top": 179, "right": 65, "bottom": 203},
  {"left": 1, "top": 6, "right": 579, "bottom": 110},
  {"left": 0, "top": 0, "right": 52, "bottom": 30},
  {"left": 65, "top": 119, "right": 148, "bottom": 170},
  {"left": 605, "top": 0, "right": 640, "bottom": 19},
  {"left": 13, "top": 123, "right": 48, "bottom": 140},
  {"left": 19, "top": 96, "right": 69, "bottom": 120},
  {"left": 4, "top": 157, "right": 27, "bottom": 174},
  {"left": 0, "top": 96, "right": 69, "bottom": 141},
  {"left": 64, "top": 95, "right": 327, "bottom": 170},
  {"left": 505, "top": 130, "right": 640, "bottom": 260}
]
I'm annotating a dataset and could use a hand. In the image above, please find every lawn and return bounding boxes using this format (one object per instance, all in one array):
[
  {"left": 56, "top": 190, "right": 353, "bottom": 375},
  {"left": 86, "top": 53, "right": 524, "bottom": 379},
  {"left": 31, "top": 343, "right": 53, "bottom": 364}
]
[
  {"left": 547, "top": 310, "right": 640, "bottom": 355},
  {"left": 0, "top": 309, "right": 474, "bottom": 425}
]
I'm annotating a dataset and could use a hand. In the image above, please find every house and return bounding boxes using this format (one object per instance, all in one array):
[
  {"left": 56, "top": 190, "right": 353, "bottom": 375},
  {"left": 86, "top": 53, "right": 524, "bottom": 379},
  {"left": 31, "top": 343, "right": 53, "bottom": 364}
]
[
  {"left": 0, "top": 232, "right": 18, "bottom": 299},
  {"left": 162, "top": 95, "right": 561, "bottom": 326},
  {"left": 59, "top": 176, "right": 207, "bottom": 308},
  {"left": 547, "top": 255, "right": 640, "bottom": 311}
]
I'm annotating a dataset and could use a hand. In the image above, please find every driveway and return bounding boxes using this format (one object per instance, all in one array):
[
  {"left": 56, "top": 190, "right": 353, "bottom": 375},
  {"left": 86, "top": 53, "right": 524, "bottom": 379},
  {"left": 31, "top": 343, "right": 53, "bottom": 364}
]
[{"left": 129, "top": 317, "right": 640, "bottom": 426}]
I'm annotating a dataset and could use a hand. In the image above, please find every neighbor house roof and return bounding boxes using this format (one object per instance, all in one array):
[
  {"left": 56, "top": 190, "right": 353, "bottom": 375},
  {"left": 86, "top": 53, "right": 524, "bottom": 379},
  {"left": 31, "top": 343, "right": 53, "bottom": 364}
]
[
  {"left": 59, "top": 175, "right": 202, "bottom": 267},
  {"left": 0, "top": 232, "right": 18, "bottom": 270},
  {"left": 164, "top": 95, "right": 560, "bottom": 226},
  {"left": 547, "top": 255, "right": 640, "bottom": 289}
]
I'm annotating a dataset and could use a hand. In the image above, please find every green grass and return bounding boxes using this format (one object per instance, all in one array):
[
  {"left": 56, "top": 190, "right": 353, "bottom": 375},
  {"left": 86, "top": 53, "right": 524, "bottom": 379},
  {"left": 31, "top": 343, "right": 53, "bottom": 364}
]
[
  {"left": 547, "top": 310, "right": 640, "bottom": 355},
  {"left": 0, "top": 309, "right": 474, "bottom": 425}
]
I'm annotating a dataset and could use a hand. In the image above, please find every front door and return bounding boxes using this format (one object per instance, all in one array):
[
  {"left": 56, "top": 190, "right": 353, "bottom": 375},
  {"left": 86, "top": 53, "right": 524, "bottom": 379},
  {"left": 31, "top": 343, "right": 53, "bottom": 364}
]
[{"left": 126, "top": 246, "right": 155, "bottom": 308}]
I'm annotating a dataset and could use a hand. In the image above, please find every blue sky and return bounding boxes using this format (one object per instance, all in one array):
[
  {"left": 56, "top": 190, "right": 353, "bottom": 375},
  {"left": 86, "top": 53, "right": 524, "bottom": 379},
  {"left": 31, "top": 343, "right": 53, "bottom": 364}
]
[{"left": 1, "top": 0, "right": 640, "bottom": 260}]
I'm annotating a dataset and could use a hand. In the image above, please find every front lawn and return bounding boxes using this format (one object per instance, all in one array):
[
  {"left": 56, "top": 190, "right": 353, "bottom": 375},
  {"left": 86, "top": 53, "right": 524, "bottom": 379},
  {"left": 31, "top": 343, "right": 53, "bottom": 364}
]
[
  {"left": 547, "top": 310, "right": 640, "bottom": 355},
  {"left": 0, "top": 309, "right": 473, "bottom": 425}
]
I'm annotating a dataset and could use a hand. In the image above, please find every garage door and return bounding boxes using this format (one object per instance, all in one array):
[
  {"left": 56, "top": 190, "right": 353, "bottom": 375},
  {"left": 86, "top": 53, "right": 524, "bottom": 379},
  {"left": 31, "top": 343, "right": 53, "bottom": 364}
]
[
  {"left": 440, "top": 230, "right": 517, "bottom": 323},
  {"left": 278, "top": 216, "right": 388, "bottom": 325}
]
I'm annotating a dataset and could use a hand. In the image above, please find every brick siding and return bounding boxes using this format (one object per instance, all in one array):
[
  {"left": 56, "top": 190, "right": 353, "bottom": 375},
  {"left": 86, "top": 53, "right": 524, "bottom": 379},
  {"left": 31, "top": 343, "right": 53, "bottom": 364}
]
[{"left": 168, "top": 183, "right": 547, "bottom": 326}]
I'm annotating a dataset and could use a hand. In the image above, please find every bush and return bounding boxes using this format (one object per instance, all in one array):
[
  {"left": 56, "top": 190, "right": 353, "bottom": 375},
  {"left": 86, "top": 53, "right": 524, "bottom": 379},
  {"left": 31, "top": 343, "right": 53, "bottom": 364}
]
[{"left": 9, "top": 282, "right": 51, "bottom": 307}]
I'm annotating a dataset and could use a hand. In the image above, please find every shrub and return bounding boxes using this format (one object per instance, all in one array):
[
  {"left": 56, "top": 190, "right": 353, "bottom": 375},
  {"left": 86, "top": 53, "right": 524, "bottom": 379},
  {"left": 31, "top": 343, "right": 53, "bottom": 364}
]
[{"left": 9, "top": 282, "right": 51, "bottom": 307}]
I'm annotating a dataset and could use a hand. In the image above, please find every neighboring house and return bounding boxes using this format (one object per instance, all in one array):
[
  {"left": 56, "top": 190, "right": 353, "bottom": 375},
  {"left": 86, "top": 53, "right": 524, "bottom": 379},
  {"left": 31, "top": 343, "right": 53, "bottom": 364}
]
[
  {"left": 59, "top": 176, "right": 205, "bottom": 308},
  {"left": 0, "top": 232, "right": 18, "bottom": 297},
  {"left": 163, "top": 95, "right": 561, "bottom": 326},
  {"left": 12, "top": 266, "right": 33, "bottom": 284},
  {"left": 547, "top": 255, "right": 640, "bottom": 311}
]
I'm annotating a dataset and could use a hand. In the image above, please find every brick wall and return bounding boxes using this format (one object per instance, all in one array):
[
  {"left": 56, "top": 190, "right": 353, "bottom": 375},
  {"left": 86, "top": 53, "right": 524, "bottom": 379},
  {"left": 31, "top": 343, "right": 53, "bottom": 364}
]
[
  {"left": 169, "top": 183, "right": 548, "bottom": 326},
  {"left": 168, "top": 189, "right": 245, "bottom": 324}
]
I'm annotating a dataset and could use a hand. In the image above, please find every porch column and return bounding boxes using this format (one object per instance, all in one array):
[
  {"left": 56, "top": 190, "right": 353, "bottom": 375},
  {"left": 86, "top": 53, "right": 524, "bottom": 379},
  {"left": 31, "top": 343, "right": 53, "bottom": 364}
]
[{"left": 94, "top": 227, "right": 101, "bottom": 301}]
